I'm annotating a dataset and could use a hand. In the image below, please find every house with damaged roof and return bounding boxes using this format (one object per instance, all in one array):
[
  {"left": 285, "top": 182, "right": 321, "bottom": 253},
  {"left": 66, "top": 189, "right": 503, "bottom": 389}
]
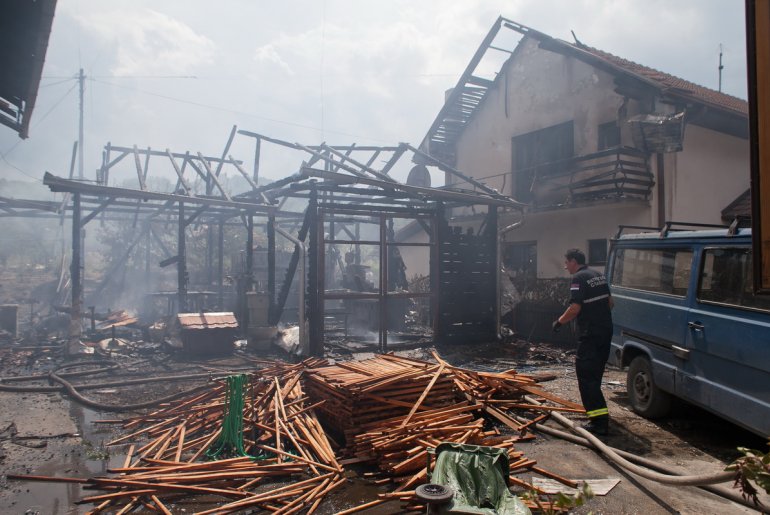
[{"left": 408, "top": 17, "right": 749, "bottom": 340}]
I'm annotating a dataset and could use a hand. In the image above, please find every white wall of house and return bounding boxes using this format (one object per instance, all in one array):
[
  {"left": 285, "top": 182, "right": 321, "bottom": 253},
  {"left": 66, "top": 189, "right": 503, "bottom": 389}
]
[
  {"left": 500, "top": 202, "right": 651, "bottom": 277},
  {"left": 668, "top": 124, "right": 749, "bottom": 225},
  {"left": 420, "top": 36, "right": 750, "bottom": 282},
  {"left": 451, "top": 38, "right": 645, "bottom": 199}
]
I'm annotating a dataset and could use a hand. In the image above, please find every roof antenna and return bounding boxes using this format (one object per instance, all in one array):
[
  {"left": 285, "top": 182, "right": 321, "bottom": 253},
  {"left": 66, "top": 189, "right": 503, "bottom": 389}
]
[
  {"left": 718, "top": 43, "right": 724, "bottom": 92},
  {"left": 571, "top": 30, "right": 584, "bottom": 47}
]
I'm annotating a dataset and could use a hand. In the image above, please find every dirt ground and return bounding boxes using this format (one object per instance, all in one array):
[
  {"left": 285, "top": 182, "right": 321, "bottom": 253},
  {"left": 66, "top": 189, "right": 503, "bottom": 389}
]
[{"left": 0, "top": 339, "right": 768, "bottom": 514}]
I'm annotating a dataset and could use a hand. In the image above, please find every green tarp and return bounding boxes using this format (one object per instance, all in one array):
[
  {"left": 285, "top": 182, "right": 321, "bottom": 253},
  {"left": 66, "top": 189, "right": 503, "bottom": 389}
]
[{"left": 430, "top": 443, "right": 531, "bottom": 515}]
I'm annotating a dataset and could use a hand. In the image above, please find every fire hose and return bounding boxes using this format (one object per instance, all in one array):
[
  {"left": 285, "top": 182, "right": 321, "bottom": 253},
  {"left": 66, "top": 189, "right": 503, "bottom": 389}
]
[{"left": 520, "top": 395, "right": 766, "bottom": 512}]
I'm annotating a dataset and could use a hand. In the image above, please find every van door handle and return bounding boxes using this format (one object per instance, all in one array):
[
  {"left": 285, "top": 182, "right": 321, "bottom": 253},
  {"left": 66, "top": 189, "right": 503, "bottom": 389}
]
[{"left": 688, "top": 321, "right": 704, "bottom": 331}]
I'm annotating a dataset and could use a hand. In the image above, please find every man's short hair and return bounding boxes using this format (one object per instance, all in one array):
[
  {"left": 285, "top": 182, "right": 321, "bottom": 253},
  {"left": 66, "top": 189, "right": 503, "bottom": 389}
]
[{"left": 565, "top": 248, "right": 586, "bottom": 265}]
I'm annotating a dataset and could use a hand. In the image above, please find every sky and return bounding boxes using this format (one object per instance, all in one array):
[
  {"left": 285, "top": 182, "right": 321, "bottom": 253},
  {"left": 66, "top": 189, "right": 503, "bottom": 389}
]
[{"left": 0, "top": 0, "right": 749, "bottom": 195}]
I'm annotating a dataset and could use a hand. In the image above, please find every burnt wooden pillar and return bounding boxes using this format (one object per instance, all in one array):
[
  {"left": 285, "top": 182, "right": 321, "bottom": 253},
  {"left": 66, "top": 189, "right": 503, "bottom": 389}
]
[
  {"left": 244, "top": 215, "right": 254, "bottom": 334},
  {"left": 379, "top": 214, "right": 388, "bottom": 351},
  {"left": 217, "top": 221, "right": 224, "bottom": 309},
  {"left": 70, "top": 192, "right": 82, "bottom": 344},
  {"left": 488, "top": 206, "right": 499, "bottom": 338},
  {"left": 432, "top": 203, "right": 444, "bottom": 341},
  {"left": 308, "top": 188, "right": 321, "bottom": 356},
  {"left": 267, "top": 214, "right": 276, "bottom": 324},
  {"left": 207, "top": 225, "right": 214, "bottom": 288},
  {"left": 253, "top": 136, "right": 261, "bottom": 183},
  {"left": 177, "top": 202, "right": 188, "bottom": 313}
]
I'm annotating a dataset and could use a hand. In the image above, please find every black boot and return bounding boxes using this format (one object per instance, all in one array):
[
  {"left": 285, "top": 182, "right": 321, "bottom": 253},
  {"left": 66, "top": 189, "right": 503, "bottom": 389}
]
[{"left": 582, "top": 417, "right": 609, "bottom": 436}]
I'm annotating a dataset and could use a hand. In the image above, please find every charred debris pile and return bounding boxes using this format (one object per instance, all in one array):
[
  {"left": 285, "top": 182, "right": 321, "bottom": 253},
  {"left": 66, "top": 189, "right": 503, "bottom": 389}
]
[{"left": 8, "top": 352, "right": 582, "bottom": 513}]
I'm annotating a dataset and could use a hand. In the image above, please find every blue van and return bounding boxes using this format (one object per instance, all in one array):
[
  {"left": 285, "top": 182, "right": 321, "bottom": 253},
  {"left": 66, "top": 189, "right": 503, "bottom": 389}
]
[{"left": 606, "top": 222, "right": 770, "bottom": 436}]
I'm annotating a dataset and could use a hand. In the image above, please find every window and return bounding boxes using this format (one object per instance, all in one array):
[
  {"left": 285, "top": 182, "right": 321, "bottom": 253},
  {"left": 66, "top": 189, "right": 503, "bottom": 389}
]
[
  {"left": 698, "top": 247, "right": 770, "bottom": 312},
  {"left": 512, "top": 121, "right": 574, "bottom": 202},
  {"left": 588, "top": 238, "right": 608, "bottom": 265},
  {"left": 612, "top": 248, "right": 693, "bottom": 296},
  {"left": 503, "top": 242, "right": 536, "bottom": 278},
  {"left": 598, "top": 121, "right": 621, "bottom": 150}
]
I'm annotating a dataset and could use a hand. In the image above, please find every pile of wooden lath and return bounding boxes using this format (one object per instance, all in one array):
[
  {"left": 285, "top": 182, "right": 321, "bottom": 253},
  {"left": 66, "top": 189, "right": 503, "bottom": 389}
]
[
  {"left": 32, "top": 358, "right": 346, "bottom": 514},
  {"left": 11, "top": 353, "right": 584, "bottom": 514},
  {"left": 306, "top": 352, "right": 584, "bottom": 513},
  {"left": 304, "top": 353, "right": 457, "bottom": 438}
]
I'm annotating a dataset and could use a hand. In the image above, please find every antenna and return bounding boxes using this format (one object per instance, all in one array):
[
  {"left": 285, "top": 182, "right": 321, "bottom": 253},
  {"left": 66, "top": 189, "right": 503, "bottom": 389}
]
[
  {"left": 78, "top": 68, "right": 85, "bottom": 179},
  {"left": 718, "top": 44, "right": 724, "bottom": 92}
]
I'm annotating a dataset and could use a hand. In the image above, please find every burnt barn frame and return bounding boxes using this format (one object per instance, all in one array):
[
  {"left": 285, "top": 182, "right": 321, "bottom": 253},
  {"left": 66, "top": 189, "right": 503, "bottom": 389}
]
[{"left": 36, "top": 127, "right": 524, "bottom": 355}]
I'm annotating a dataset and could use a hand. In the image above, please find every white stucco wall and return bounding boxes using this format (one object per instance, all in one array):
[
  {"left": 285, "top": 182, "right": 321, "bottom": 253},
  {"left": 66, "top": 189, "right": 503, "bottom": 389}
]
[
  {"left": 669, "top": 124, "right": 749, "bottom": 224},
  {"left": 430, "top": 36, "right": 749, "bottom": 280},
  {"left": 451, "top": 37, "right": 642, "bottom": 199},
  {"left": 500, "top": 202, "right": 652, "bottom": 278}
]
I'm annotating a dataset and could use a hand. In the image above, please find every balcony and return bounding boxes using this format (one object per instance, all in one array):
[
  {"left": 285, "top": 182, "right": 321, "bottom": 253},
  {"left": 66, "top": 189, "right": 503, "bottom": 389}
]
[{"left": 524, "top": 146, "right": 654, "bottom": 208}]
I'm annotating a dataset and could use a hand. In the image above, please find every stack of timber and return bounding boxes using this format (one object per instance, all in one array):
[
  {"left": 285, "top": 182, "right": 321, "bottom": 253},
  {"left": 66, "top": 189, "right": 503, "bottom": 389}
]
[
  {"left": 304, "top": 353, "right": 456, "bottom": 438},
  {"left": 321, "top": 353, "right": 584, "bottom": 513}
]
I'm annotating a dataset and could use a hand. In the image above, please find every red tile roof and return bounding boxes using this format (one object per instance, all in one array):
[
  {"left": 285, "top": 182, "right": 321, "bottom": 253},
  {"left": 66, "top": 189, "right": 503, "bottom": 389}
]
[
  {"left": 575, "top": 45, "right": 748, "bottom": 116},
  {"left": 177, "top": 312, "right": 239, "bottom": 330}
]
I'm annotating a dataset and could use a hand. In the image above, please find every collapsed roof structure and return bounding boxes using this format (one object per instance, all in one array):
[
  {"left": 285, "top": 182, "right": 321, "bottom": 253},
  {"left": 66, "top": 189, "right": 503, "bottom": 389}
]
[{"left": 36, "top": 126, "right": 524, "bottom": 355}]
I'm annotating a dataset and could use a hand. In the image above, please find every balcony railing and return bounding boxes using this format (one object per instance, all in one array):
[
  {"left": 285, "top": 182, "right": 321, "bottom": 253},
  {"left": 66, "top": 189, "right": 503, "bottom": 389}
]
[{"left": 527, "top": 146, "right": 654, "bottom": 207}]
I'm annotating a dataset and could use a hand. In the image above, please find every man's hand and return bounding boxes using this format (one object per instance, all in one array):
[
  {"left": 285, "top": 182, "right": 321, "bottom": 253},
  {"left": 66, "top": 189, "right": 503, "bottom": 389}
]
[{"left": 552, "top": 320, "right": 562, "bottom": 332}]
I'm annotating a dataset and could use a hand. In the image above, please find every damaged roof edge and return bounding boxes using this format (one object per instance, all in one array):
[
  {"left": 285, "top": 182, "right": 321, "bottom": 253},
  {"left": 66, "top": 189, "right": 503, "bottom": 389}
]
[{"left": 418, "top": 16, "right": 749, "bottom": 170}]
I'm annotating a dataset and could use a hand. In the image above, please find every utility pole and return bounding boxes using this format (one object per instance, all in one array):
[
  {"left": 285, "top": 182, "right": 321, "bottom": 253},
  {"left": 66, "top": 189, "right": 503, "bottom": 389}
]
[{"left": 78, "top": 68, "right": 85, "bottom": 179}]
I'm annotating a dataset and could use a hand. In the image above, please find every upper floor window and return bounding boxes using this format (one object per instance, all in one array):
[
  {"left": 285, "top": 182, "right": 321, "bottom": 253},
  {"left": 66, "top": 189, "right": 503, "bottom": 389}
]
[
  {"left": 598, "top": 121, "right": 621, "bottom": 150},
  {"left": 511, "top": 121, "right": 574, "bottom": 202}
]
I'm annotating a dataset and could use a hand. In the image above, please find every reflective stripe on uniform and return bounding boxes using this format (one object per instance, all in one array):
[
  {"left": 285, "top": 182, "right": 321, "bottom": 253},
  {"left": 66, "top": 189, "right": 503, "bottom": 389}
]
[
  {"left": 586, "top": 407, "right": 609, "bottom": 418},
  {"left": 583, "top": 294, "right": 609, "bottom": 304}
]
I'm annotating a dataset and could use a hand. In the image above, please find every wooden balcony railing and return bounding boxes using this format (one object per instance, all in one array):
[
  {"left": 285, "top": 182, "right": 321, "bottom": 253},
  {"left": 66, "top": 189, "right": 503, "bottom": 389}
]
[{"left": 528, "top": 146, "right": 654, "bottom": 206}]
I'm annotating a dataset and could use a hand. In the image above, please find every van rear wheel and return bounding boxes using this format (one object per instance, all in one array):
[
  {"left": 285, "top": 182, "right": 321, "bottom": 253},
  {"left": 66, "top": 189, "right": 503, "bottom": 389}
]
[{"left": 627, "top": 356, "right": 672, "bottom": 418}]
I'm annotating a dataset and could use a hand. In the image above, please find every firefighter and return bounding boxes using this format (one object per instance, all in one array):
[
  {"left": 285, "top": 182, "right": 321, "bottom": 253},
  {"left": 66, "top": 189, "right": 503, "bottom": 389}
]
[{"left": 552, "top": 248, "right": 614, "bottom": 435}]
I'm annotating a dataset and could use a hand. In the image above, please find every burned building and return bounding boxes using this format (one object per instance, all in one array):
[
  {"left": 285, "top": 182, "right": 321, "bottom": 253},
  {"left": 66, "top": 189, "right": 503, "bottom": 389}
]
[
  {"left": 418, "top": 17, "right": 750, "bottom": 341},
  {"left": 36, "top": 128, "right": 523, "bottom": 356}
]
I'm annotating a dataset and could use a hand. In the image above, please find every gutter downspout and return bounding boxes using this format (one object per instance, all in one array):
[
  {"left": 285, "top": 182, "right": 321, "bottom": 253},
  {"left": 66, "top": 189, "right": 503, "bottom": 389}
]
[
  {"left": 497, "top": 215, "right": 525, "bottom": 338},
  {"left": 276, "top": 227, "right": 307, "bottom": 355}
]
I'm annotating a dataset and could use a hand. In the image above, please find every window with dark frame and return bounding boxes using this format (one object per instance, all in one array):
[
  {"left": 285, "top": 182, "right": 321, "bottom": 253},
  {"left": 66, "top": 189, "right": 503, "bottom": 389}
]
[
  {"left": 503, "top": 241, "right": 537, "bottom": 278},
  {"left": 511, "top": 121, "right": 574, "bottom": 203},
  {"left": 598, "top": 121, "right": 621, "bottom": 150},
  {"left": 588, "top": 238, "right": 608, "bottom": 265}
]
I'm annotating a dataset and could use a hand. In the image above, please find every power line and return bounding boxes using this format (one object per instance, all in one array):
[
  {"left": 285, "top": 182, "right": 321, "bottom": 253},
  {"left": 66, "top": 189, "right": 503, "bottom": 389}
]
[
  {"left": 90, "top": 78, "right": 394, "bottom": 144},
  {"left": 0, "top": 154, "right": 42, "bottom": 182}
]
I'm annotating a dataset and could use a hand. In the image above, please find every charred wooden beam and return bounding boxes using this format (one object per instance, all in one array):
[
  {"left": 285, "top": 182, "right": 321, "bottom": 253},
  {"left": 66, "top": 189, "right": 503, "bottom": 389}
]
[{"left": 43, "top": 173, "right": 275, "bottom": 214}]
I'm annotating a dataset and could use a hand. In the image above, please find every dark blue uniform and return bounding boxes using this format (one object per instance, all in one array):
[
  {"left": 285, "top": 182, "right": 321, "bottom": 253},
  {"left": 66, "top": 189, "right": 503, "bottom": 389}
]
[{"left": 569, "top": 266, "right": 613, "bottom": 422}]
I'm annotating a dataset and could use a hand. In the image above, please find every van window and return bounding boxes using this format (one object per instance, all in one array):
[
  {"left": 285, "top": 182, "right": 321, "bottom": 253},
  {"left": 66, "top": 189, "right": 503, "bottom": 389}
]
[
  {"left": 611, "top": 248, "right": 693, "bottom": 296},
  {"left": 698, "top": 247, "right": 770, "bottom": 312}
]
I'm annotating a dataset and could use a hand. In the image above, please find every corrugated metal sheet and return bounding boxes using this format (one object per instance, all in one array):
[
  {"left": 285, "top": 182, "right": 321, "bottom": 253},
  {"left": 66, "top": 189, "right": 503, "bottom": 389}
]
[{"left": 177, "top": 312, "right": 238, "bottom": 330}]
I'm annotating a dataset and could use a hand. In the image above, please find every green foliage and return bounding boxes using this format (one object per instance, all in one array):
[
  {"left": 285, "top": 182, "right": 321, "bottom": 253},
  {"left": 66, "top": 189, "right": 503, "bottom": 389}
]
[
  {"left": 522, "top": 482, "right": 594, "bottom": 514},
  {"left": 82, "top": 439, "right": 110, "bottom": 460},
  {"left": 726, "top": 440, "right": 770, "bottom": 507}
]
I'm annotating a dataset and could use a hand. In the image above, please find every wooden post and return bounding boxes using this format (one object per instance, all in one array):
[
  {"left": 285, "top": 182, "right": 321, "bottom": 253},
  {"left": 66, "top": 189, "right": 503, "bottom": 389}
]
[
  {"left": 379, "top": 214, "right": 388, "bottom": 351},
  {"left": 218, "top": 221, "right": 224, "bottom": 310},
  {"left": 69, "top": 192, "right": 82, "bottom": 348},
  {"left": 267, "top": 214, "right": 276, "bottom": 323},
  {"left": 308, "top": 188, "right": 321, "bottom": 356},
  {"left": 177, "top": 202, "right": 188, "bottom": 313}
]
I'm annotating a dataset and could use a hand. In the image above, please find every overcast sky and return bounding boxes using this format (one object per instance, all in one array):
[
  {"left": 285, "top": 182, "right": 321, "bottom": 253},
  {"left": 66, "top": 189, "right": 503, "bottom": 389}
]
[{"left": 0, "top": 0, "right": 748, "bottom": 193}]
